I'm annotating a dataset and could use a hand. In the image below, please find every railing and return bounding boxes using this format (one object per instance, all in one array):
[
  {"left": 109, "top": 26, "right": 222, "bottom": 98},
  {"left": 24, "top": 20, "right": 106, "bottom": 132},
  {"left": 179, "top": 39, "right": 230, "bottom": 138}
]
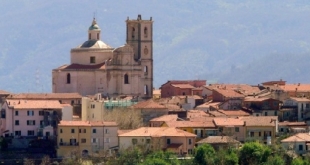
[{"left": 59, "top": 142, "right": 79, "bottom": 146}]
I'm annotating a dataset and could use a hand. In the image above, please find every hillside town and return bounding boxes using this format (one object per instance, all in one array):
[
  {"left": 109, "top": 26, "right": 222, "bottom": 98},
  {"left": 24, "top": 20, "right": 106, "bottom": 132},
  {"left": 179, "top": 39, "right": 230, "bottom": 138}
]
[{"left": 1, "top": 15, "right": 310, "bottom": 164}]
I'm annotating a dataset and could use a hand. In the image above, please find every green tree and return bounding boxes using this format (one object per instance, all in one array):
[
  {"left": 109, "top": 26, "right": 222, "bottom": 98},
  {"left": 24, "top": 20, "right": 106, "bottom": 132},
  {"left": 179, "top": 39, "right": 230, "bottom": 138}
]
[
  {"left": 142, "top": 150, "right": 180, "bottom": 165},
  {"left": 239, "top": 142, "right": 271, "bottom": 165},
  {"left": 263, "top": 155, "right": 285, "bottom": 165},
  {"left": 0, "top": 136, "right": 8, "bottom": 150},
  {"left": 109, "top": 147, "right": 143, "bottom": 165},
  {"left": 193, "top": 144, "right": 216, "bottom": 165}
]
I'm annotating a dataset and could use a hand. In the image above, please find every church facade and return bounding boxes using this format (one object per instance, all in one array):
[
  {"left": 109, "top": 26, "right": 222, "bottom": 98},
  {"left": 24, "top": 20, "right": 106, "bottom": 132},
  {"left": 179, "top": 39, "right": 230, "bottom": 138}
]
[{"left": 52, "top": 15, "right": 153, "bottom": 99}]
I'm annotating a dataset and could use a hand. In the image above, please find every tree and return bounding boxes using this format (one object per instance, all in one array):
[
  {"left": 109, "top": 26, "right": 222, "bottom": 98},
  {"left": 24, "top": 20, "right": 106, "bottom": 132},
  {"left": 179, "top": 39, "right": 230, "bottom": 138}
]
[
  {"left": 0, "top": 136, "right": 8, "bottom": 150},
  {"left": 143, "top": 151, "right": 180, "bottom": 165},
  {"left": 193, "top": 144, "right": 216, "bottom": 165},
  {"left": 239, "top": 142, "right": 271, "bottom": 165},
  {"left": 263, "top": 155, "right": 285, "bottom": 165}
]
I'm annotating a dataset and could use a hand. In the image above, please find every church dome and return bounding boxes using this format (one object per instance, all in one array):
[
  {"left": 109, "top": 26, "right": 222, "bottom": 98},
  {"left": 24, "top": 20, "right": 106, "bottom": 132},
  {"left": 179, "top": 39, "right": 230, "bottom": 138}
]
[
  {"left": 79, "top": 40, "right": 111, "bottom": 49},
  {"left": 89, "top": 18, "right": 100, "bottom": 30}
]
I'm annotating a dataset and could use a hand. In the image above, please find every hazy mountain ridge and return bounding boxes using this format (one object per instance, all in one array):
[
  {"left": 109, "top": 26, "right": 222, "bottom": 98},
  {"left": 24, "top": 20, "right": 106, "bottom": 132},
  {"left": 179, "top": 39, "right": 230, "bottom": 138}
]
[{"left": 1, "top": 1, "right": 310, "bottom": 92}]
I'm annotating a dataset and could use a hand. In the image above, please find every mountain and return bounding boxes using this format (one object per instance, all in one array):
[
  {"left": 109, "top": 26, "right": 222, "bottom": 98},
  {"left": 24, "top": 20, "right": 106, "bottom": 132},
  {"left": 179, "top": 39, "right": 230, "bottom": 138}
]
[{"left": 1, "top": 0, "right": 310, "bottom": 93}]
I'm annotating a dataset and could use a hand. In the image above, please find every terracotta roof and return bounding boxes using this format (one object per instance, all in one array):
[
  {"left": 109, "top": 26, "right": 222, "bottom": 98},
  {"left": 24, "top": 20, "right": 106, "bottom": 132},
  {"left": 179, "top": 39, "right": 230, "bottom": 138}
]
[
  {"left": 290, "top": 97, "right": 310, "bottom": 102},
  {"left": 150, "top": 115, "right": 178, "bottom": 122},
  {"left": 0, "top": 90, "right": 11, "bottom": 95},
  {"left": 244, "top": 97, "right": 275, "bottom": 102},
  {"left": 213, "top": 118, "right": 244, "bottom": 126},
  {"left": 278, "top": 121, "right": 307, "bottom": 126},
  {"left": 187, "top": 110, "right": 210, "bottom": 118},
  {"left": 177, "top": 95, "right": 202, "bottom": 99},
  {"left": 118, "top": 127, "right": 196, "bottom": 137},
  {"left": 217, "top": 110, "right": 250, "bottom": 116},
  {"left": 8, "top": 93, "right": 82, "bottom": 99},
  {"left": 280, "top": 84, "right": 310, "bottom": 92},
  {"left": 188, "top": 116, "right": 217, "bottom": 122},
  {"left": 281, "top": 133, "right": 310, "bottom": 142},
  {"left": 118, "top": 129, "right": 134, "bottom": 135},
  {"left": 164, "top": 121, "right": 216, "bottom": 128},
  {"left": 197, "top": 136, "right": 240, "bottom": 144},
  {"left": 171, "top": 84, "right": 195, "bottom": 89},
  {"left": 209, "top": 84, "right": 261, "bottom": 96},
  {"left": 6, "top": 99, "right": 63, "bottom": 109},
  {"left": 56, "top": 62, "right": 106, "bottom": 70},
  {"left": 196, "top": 102, "right": 221, "bottom": 108},
  {"left": 261, "top": 80, "right": 286, "bottom": 86},
  {"left": 58, "top": 120, "right": 117, "bottom": 127},
  {"left": 213, "top": 88, "right": 245, "bottom": 98},
  {"left": 239, "top": 116, "right": 278, "bottom": 127},
  {"left": 133, "top": 99, "right": 167, "bottom": 109},
  {"left": 208, "top": 111, "right": 226, "bottom": 117}
]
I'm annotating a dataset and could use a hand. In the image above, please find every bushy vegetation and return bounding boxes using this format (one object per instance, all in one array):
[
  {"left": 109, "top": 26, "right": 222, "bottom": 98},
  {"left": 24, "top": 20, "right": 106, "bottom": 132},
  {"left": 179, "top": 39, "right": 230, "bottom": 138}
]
[
  {"left": 102, "top": 108, "right": 144, "bottom": 129},
  {"left": 18, "top": 142, "right": 310, "bottom": 165}
]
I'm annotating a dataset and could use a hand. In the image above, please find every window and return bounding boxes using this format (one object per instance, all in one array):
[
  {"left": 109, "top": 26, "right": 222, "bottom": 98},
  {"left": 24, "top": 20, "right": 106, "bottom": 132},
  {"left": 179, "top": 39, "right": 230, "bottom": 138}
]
[
  {"left": 79, "top": 129, "right": 81, "bottom": 133},
  {"left": 90, "top": 56, "right": 96, "bottom": 63},
  {"left": 259, "top": 132, "right": 261, "bottom": 137},
  {"left": 27, "top": 130, "right": 35, "bottom": 136},
  {"left": 264, "top": 112, "right": 268, "bottom": 116},
  {"left": 144, "top": 85, "right": 148, "bottom": 95},
  {"left": 146, "top": 139, "right": 151, "bottom": 144},
  {"left": 124, "top": 74, "right": 129, "bottom": 84},
  {"left": 144, "top": 27, "right": 148, "bottom": 37},
  {"left": 93, "top": 129, "right": 96, "bottom": 133},
  {"left": 71, "top": 129, "right": 75, "bottom": 133},
  {"left": 81, "top": 138, "right": 86, "bottom": 143},
  {"left": 27, "top": 111, "right": 34, "bottom": 116},
  {"left": 40, "top": 120, "right": 44, "bottom": 126},
  {"left": 97, "top": 33, "right": 99, "bottom": 40},
  {"left": 67, "top": 73, "right": 71, "bottom": 84},
  {"left": 92, "top": 138, "right": 97, "bottom": 143},
  {"left": 132, "top": 138, "right": 137, "bottom": 144},
  {"left": 299, "top": 145, "right": 303, "bottom": 151},
  {"left": 39, "top": 111, "right": 44, "bottom": 116},
  {"left": 280, "top": 128, "right": 283, "bottom": 132},
  {"left": 15, "top": 131, "right": 21, "bottom": 136},
  {"left": 84, "top": 129, "right": 86, "bottom": 133},
  {"left": 167, "top": 139, "right": 171, "bottom": 144},
  {"left": 88, "top": 33, "right": 91, "bottom": 40},
  {"left": 60, "top": 129, "right": 63, "bottom": 133},
  {"left": 71, "top": 100, "right": 74, "bottom": 105},
  {"left": 250, "top": 132, "right": 254, "bottom": 137},
  {"left": 132, "top": 27, "right": 135, "bottom": 38},
  {"left": 15, "top": 120, "right": 19, "bottom": 125},
  {"left": 189, "top": 139, "right": 192, "bottom": 145},
  {"left": 15, "top": 111, "right": 18, "bottom": 116},
  {"left": 188, "top": 149, "right": 193, "bottom": 155},
  {"left": 144, "top": 66, "right": 148, "bottom": 73},
  {"left": 91, "top": 104, "right": 95, "bottom": 109},
  {"left": 105, "top": 138, "right": 110, "bottom": 143},
  {"left": 105, "top": 129, "right": 109, "bottom": 134},
  {"left": 27, "top": 120, "right": 35, "bottom": 125},
  {"left": 235, "top": 127, "right": 239, "bottom": 132},
  {"left": 274, "top": 111, "right": 277, "bottom": 116}
]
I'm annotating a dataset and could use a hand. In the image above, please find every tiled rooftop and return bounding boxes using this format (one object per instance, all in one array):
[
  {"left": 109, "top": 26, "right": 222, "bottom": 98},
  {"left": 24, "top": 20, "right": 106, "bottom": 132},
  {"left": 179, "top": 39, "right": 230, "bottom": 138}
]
[
  {"left": 150, "top": 114, "right": 178, "bottom": 122},
  {"left": 59, "top": 120, "right": 117, "bottom": 127},
  {"left": 281, "top": 133, "right": 310, "bottom": 142},
  {"left": 8, "top": 93, "right": 82, "bottom": 99},
  {"left": 197, "top": 136, "right": 240, "bottom": 144},
  {"left": 6, "top": 99, "right": 63, "bottom": 109},
  {"left": 118, "top": 127, "right": 196, "bottom": 137}
]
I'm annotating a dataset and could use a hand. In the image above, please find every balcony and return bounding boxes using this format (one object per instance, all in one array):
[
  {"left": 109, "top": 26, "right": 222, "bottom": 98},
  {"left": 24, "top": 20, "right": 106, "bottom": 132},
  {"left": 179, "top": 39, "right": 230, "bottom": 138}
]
[{"left": 59, "top": 142, "right": 79, "bottom": 146}]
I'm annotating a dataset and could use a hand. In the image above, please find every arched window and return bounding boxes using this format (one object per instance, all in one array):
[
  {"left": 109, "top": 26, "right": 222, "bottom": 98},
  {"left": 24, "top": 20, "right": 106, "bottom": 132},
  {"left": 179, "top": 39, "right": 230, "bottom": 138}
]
[
  {"left": 144, "top": 85, "right": 148, "bottom": 95},
  {"left": 144, "top": 27, "right": 148, "bottom": 37},
  {"left": 144, "top": 66, "right": 148, "bottom": 73},
  {"left": 124, "top": 74, "right": 129, "bottom": 84},
  {"left": 97, "top": 33, "right": 99, "bottom": 40},
  {"left": 88, "top": 33, "right": 91, "bottom": 40},
  {"left": 132, "top": 27, "right": 135, "bottom": 38},
  {"left": 67, "top": 73, "right": 71, "bottom": 84}
]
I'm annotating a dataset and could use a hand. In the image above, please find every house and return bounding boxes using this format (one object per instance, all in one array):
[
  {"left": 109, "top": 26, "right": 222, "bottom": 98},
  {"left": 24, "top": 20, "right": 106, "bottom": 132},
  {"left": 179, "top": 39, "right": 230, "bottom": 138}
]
[
  {"left": 81, "top": 95, "right": 137, "bottom": 121},
  {"left": 212, "top": 88, "right": 245, "bottom": 110},
  {"left": 281, "top": 133, "right": 310, "bottom": 155},
  {"left": 281, "top": 97, "right": 310, "bottom": 122},
  {"left": 118, "top": 127, "right": 196, "bottom": 155},
  {"left": 243, "top": 97, "right": 281, "bottom": 117},
  {"left": 217, "top": 110, "right": 251, "bottom": 117},
  {"left": 149, "top": 114, "right": 178, "bottom": 127},
  {"left": 195, "top": 102, "right": 221, "bottom": 111},
  {"left": 279, "top": 83, "right": 310, "bottom": 98},
  {"left": 7, "top": 93, "right": 82, "bottom": 105},
  {"left": 213, "top": 118, "right": 245, "bottom": 142},
  {"left": 57, "top": 120, "right": 118, "bottom": 158},
  {"left": 132, "top": 99, "right": 168, "bottom": 123},
  {"left": 153, "top": 89, "right": 161, "bottom": 100},
  {"left": 278, "top": 121, "right": 307, "bottom": 135},
  {"left": 240, "top": 116, "right": 278, "bottom": 144},
  {"left": 163, "top": 120, "right": 218, "bottom": 140},
  {"left": 160, "top": 80, "right": 206, "bottom": 98},
  {"left": 261, "top": 80, "right": 286, "bottom": 86},
  {"left": 196, "top": 136, "right": 241, "bottom": 150},
  {"left": 209, "top": 84, "right": 261, "bottom": 97},
  {"left": 0, "top": 99, "right": 72, "bottom": 140}
]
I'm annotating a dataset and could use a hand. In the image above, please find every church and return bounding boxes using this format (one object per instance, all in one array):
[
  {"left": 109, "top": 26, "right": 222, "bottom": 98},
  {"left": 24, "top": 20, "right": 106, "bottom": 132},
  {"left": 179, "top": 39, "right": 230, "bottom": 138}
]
[{"left": 52, "top": 15, "right": 153, "bottom": 99}]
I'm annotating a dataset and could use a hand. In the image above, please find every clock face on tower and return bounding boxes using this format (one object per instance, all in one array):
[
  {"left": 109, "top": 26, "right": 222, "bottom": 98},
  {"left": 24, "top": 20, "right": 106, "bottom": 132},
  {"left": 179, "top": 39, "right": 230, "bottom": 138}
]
[{"left": 144, "top": 47, "right": 148, "bottom": 55}]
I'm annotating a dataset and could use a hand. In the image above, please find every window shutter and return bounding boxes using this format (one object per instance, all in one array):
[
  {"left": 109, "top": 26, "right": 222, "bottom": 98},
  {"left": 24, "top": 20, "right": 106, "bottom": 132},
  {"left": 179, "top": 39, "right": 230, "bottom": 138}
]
[
  {"left": 27, "top": 120, "right": 29, "bottom": 125},
  {"left": 33, "top": 120, "right": 36, "bottom": 125}
]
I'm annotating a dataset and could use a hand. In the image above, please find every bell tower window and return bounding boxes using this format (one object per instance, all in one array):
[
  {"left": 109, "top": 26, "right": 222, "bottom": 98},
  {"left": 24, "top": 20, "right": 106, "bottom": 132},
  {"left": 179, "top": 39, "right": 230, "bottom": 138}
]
[
  {"left": 144, "top": 85, "right": 148, "bottom": 95},
  {"left": 144, "top": 27, "right": 148, "bottom": 37},
  {"left": 97, "top": 33, "right": 99, "bottom": 40},
  {"left": 67, "top": 73, "right": 71, "bottom": 84},
  {"left": 88, "top": 33, "right": 91, "bottom": 40},
  {"left": 124, "top": 74, "right": 129, "bottom": 84},
  {"left": 144, "top": 66, "right": 148, "bottom": 74},
  {"left": 132, "top": 27, "right": 135, "bottom": 38}
]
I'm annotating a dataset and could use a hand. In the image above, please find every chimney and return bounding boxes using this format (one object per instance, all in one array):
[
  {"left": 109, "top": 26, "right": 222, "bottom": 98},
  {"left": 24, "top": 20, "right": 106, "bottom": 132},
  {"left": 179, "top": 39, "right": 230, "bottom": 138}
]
[
  {"left": 243, "top": 121, "right": 246, "bottom": 126},
  {"left": 137, "top": 14, "right": 142, "bottom": 20}
]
